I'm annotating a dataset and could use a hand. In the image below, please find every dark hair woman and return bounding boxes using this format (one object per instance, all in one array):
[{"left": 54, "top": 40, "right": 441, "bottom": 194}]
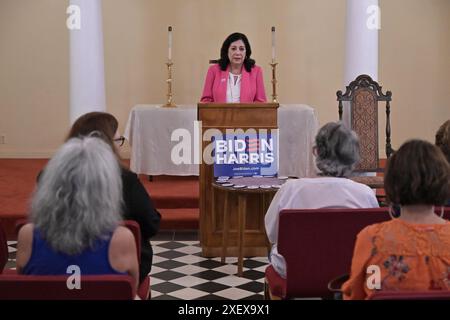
[
  {"left": 342, "top": 140, "right": 450, "bottom": 299},
  {"left": 200, "top": 32, "right": 266, "bottom": 103}
]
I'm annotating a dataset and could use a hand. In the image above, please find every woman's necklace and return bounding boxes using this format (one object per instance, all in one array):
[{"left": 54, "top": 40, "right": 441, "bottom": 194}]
[{"left": 228, "top": 72, "right": 241, "bottom": 102}]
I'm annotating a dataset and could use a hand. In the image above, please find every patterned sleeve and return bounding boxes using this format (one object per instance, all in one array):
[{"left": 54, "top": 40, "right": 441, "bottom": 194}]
[{"left": 342, "top": 226, "right": 375, "bottom": 300}]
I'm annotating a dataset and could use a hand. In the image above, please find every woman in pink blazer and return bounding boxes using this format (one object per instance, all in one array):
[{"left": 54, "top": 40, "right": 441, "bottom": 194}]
[{"left": 200, "top": 33, "right": 267, "bottom": 103}]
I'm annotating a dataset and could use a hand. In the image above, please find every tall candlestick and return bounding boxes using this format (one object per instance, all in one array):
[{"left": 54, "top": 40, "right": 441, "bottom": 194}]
[
  {"left": 271, "top": 26, "right": 276, "bottom": 62},
  {"left": 168, "top": 26, "right": 172, "bottom": 61}
]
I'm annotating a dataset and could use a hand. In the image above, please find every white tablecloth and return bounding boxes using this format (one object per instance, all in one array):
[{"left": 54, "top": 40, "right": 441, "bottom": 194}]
[{"left": 124, "top": 104, "right": 319, "bottom": 177}]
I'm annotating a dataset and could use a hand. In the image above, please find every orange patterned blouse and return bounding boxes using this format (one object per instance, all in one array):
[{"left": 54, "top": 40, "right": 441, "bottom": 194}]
[{"left": 342, "top": 219, "right": 450, "bottom": 300}]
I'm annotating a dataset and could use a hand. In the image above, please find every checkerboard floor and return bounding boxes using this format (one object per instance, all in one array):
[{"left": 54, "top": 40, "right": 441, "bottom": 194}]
[{"left": 6, "top": 231, "right": 269, "bottom": 300}]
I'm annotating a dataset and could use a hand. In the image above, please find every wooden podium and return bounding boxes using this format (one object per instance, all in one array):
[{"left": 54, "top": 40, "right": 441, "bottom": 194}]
[{"left": 197, "top": 103, "right": 279, "bottom": 257}]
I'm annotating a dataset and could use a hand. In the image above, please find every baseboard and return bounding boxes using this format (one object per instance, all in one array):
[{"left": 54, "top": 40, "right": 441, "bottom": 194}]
[
  {"left": 0, "top": 150, "right": 55, "bottom": 158},
  {"left": 0, "top": 150, "right": 131, "bottom": 159}
]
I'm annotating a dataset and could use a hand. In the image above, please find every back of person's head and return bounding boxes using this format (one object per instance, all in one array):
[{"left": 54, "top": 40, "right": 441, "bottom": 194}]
[
  {"left": 31, "top": 136, "right": 123, "bottom": 255},
  {"left": 385, "top": 139, "right": 450, "bottom": 206},
  {"left": 435, "top": 120, "right": 450, "bottom": 163},
  {"left": 219, "top": 32, "right": 255, "bottom": 72},
  {"left": 67, "top": 112, "right": 120, "bottom": 158},
  {"left": 314, "top": 122, "right": 360, "bottom": 177}
]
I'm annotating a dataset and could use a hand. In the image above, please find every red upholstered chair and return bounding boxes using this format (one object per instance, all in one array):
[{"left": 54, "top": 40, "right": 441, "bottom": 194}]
[
  {"left": 0, "top": 224, "right": 8, "bottom": 272},
  {"left": 0, "top": 274, "right": 135, "bottom": 300},
  {"left": 264, "top": 208, "right": 390, "bottom": 299},
  {"left": 14, "top": 218, "right": 27, "bottom": 236},
  {"left": 437, "top": 207, "right": 450, "bottom": 219},
  {"left": 7, "top": 219, "right": 150, "bottom": 299},
  {"left": 122, "top": 220, "right": 151, "bottom": 300},
  {"left": 368, "top": 290, "right": 450, "bottom": 300}
]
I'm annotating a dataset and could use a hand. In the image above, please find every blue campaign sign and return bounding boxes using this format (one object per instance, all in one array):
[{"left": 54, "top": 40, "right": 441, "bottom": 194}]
[{"left": 213, "top": 130, "right": 278, "bottom": 177}]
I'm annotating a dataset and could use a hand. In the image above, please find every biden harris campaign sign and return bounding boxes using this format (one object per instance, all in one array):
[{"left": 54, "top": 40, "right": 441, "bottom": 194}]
[{"left": 213, "top": 131, "right": 278, "bottom": 177}]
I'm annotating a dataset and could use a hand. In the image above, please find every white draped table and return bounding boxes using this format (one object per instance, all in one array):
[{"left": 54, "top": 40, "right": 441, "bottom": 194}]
[{"left": 124, "top": 104, "right": 319, "bottom": 177}]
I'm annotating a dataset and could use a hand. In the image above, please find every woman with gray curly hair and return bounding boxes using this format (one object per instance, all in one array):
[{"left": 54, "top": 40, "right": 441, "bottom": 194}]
[
  {"left": 265, "top": 121, "right": 379, "bottom": 279},
  {"left": 16, "top": 136, "right": 139, "bottom": 290}
]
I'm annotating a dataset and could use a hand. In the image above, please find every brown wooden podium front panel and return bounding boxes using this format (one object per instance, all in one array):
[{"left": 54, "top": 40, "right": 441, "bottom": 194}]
[
  {"left": 198, "top": 104, "right": 278, "bottom": 128},
  {"left": 198, "top": 103, "right": 279, "bottom": 257}
]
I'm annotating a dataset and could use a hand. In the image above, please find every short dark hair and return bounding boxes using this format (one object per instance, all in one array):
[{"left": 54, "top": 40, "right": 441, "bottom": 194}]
[
  {"left": 67, "top": 112, "right": 120, "bottom": 159},
  {"left": 384, "top": 139, "right": 450, "bottom": 206},
  {"left": 218, "top": 33, "right": 255, "bottom": 72},
  {"left": 435, "top": 120, "right": 450, "bottom": 163}
]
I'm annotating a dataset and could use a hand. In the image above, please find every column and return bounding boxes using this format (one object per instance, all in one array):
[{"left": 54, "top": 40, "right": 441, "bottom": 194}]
[
  {"left": 69, "top": 0, "right": 106, "bottom": 123},
  {"left": 343, "top": 0, "right": 379, "bottom": 125}
]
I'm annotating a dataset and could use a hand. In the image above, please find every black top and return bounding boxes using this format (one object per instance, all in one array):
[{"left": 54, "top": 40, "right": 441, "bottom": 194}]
[{"left": 121, "top": 168, "right": 161, "bottom": 282}]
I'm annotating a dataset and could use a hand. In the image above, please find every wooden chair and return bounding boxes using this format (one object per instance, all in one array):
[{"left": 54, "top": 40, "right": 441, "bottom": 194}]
[
  {"left": 337, "top": 75, "right": 393, "bottom": 191},
  {"left": 264, "top": 208, "right": 391, "bottom": 299},
  {"left": 337, "top": 74, "right": 393, "bottom": 171},
  {"left": 0, "top": 274, "right": 135, "bottom": 300}
]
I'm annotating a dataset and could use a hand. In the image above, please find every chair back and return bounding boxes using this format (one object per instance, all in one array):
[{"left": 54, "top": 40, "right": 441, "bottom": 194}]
[
  {"left": 9, "top": 219, "right": 149, "bottom": 299},
  {"left": 122, "top": 220, "right": 151, "bottom": 299},
  {"left": 0, "top": 274, "right": 135, "bottom": 300},
  {"left": 14, "top": 219, "right": 142, "bottom": 264},
  {"left": 0, "top": 224, "right": 8, "bottom": 272},
  {"left": 337, "top": 74, "right": 392, "bottom": 172},
  {"left": 122, "top": 220, "right": 142, "bottom": 264},
  {"left": 15, "top": 219, "right": 142, "bottom": 250},
  {"left": 439, "top": 207, "right": 450, "bottom": 220},
  {"left": 278, "top": 208, "right": 390, "bottom": 299}
]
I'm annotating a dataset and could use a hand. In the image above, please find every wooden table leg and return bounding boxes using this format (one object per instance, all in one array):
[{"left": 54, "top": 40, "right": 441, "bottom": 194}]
[
  {"left": 237, "top": 194, "right": 246, "bottom": 276},
  {"left": 261, "top": 193, "right": 272, "bottom": 252},
  {"left": 221, "top": 193, "right": 229, "bottom": 264}
]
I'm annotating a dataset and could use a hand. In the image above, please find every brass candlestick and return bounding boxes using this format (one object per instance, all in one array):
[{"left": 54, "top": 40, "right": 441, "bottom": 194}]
[
  {"left": 163, "top": 61, "right": 176, "bottom": 107},
  {"left": 269, "top": 61, "right": 278, "bottom": 103}
]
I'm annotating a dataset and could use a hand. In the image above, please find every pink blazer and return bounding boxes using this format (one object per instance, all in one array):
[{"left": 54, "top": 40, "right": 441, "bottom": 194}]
[{"left": 200, "top": 64, "right": 267, "bottom": 103}]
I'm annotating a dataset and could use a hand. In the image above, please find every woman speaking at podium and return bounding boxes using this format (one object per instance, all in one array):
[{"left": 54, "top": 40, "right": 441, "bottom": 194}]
[{"left": 200, "top": 32, "right": 267, "bottom": 103}]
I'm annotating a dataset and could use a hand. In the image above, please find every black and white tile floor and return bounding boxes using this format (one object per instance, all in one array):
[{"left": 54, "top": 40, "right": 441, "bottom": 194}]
[{"left": 6, "top": 231, "right": 269, "bottom": 300}]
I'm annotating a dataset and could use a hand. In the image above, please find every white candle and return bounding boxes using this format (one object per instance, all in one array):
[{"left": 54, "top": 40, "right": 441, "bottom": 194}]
[
  {"left": 168, "top": 26, "right": 172, "bottom": 61},
  {"left": 271, "top": 26, "right": 276, "bottom": 61}
]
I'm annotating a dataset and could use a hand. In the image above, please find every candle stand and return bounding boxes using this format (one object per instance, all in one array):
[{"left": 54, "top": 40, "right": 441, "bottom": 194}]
[{"left": 163, "top": 61, "right": 176, "bottom": 108}]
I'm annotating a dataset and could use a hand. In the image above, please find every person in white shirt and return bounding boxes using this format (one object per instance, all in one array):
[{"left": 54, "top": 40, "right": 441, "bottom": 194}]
[{"left": 265, "top": 121, "right": 379, "bottom": 279}]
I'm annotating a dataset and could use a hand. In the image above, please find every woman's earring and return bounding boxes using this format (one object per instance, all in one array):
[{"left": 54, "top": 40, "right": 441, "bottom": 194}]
[
  {"left": 389, "top": 205, "right": 400, "bottom": 219},
  {"left": 439, "top": 206, "right": 444, "bottom": 218}
]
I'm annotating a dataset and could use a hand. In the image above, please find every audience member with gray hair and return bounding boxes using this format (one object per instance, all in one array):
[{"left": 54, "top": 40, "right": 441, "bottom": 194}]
[
  {"left": 65, "top": 112, "right": 161, "bottom": 285},
  {"left": 265, "top": 121, "right": 379, "bottom": 279},
  {"left": 314, "top": 121, "right": 360, "bottom": 177},
  {"left": 16, "top": 136, "right": 139, "bottom": 291}
]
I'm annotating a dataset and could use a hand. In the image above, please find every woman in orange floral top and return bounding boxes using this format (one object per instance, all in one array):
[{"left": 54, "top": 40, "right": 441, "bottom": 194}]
[{"left": 342, "top": 140, "right": 450, "bottom": 299}]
